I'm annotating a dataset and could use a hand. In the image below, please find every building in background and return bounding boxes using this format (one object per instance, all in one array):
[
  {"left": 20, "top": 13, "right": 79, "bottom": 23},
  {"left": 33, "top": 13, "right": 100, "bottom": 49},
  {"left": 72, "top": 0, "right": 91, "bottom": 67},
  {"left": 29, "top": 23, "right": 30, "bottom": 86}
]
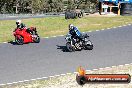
[{"left": 99, "top": 0, "right": 132, "bottom": 15}]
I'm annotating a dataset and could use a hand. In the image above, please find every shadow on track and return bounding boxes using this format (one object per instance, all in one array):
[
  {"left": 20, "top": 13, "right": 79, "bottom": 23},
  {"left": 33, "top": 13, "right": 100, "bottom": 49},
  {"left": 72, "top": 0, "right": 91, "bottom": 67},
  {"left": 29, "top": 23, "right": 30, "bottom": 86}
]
[
  {"left": 56, "top": 45, "right": 69, "bottom": 52},
  {"left": 8, "top": 41, "right": 18, "bottom": 45},
  {"left": 8, "top": 41, "right": 30, "bottom": 45}
]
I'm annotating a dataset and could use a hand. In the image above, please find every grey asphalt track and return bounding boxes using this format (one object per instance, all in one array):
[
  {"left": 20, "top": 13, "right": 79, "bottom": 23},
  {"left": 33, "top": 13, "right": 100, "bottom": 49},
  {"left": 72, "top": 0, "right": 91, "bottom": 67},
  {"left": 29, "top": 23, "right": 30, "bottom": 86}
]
[{"left": 0, "top": 25, "right": 132, "bottom": 84}]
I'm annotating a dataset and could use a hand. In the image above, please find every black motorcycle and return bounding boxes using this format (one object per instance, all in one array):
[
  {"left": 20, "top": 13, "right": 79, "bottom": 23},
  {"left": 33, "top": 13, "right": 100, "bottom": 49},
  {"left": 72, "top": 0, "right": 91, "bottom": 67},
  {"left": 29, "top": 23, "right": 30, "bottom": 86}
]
[{"left": 65, "top": 34, "right": 93, "bottom": 52}]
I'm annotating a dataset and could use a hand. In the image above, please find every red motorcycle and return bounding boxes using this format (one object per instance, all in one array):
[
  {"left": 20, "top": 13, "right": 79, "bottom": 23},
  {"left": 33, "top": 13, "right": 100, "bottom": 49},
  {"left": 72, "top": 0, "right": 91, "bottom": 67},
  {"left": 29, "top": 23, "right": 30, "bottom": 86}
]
[{"left": 13, "top": 27, "right": 40, "bottom": 45}]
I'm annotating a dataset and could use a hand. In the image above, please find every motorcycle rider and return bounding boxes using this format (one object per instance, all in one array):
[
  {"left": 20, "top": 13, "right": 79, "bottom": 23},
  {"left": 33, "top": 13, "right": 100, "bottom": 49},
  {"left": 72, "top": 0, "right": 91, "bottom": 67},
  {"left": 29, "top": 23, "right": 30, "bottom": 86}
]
[
  {"left": 69, "top": 24, "right": 83, "bottom": 45},
  {"left": 16, "top": 20, "right": 33, "bottom": 34},
  {"left": 16, "top": 20, "right": 26, "bottom": 29}
]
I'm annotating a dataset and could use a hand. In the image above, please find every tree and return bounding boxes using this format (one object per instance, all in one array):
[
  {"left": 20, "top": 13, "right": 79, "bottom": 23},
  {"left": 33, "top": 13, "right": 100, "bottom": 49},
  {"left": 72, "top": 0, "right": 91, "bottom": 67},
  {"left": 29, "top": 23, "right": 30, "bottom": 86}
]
[
  {"left": 67, "top": 0, "right": 76, "bottom": 10},
  {"left": 0, "top": 0, "right": 14, "bottom": 13},
  {"left": 0, "top": 0, "right": 98, "bottom": 14},
  {"left": 51, "top": 0, "right": 63, "bottom": 12}
]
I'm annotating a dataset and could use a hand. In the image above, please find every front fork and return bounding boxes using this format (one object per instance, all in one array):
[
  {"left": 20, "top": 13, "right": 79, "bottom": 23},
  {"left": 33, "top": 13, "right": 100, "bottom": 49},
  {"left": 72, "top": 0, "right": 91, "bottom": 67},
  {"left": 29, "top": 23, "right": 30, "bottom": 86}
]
[{"left": 15, "top": 35, "right": 21, "bottom": 40}]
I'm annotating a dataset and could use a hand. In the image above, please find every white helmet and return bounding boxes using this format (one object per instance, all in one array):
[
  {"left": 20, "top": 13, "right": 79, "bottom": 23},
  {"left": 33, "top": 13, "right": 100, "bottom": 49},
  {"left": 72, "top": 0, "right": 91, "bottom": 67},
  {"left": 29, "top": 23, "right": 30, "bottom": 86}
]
[
  {"left": 69, "top": 24, "right": 74, "bottom": 30},
  {"left": 16, "top": 20, "right": 21, "bottom": 25}
]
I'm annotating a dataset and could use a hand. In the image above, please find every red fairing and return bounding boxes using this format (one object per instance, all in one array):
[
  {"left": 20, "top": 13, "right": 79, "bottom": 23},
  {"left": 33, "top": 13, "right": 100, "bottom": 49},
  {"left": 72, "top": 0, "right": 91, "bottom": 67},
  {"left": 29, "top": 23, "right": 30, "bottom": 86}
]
[
  {"left": 13, "top": 28, "right": 33, "bottom": 43},
  {"left": 30, "top": 27, "right": 36, "bottom": 31}
]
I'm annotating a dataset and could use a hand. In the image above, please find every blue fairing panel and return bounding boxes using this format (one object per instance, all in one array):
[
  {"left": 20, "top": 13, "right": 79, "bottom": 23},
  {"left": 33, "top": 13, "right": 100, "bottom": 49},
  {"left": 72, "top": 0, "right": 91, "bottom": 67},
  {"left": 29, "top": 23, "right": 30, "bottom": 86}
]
[{"left": 74, "top": 27, "right": 81, "bottom": 37}]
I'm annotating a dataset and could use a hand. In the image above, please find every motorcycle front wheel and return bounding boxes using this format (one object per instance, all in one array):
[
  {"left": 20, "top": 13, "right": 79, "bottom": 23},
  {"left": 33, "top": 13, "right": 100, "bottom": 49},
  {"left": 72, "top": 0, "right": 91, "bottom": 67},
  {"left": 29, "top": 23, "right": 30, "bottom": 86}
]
[
  {"left": 15, "top": 36, "right": 24, "bottom": 45},
  {"left": 33, "top": 35, "right": 40, "bottom": 43},
  {"left": 84, "top": 40, "right": 93, "bottom": 50}
]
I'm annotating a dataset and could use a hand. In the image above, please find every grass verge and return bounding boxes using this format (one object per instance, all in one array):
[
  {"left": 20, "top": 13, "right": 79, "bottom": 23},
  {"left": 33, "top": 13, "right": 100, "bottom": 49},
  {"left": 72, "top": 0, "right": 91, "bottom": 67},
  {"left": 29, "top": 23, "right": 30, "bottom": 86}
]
[
  {"left": 0, "top": 16, "right": 132, "bottom": 42},
  {"left": 1, "top": 64, "right": 132, "bottom": 88}
]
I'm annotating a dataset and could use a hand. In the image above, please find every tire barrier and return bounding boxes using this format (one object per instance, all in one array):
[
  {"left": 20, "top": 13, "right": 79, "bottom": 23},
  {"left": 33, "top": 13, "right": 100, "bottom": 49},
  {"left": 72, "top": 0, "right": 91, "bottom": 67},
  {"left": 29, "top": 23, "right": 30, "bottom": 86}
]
[
  {"left": 65, "top": 11, "right": 83, "bottom": 19},
  {"left": 121, "top": 3, "right": 132, "bottom": 16}
]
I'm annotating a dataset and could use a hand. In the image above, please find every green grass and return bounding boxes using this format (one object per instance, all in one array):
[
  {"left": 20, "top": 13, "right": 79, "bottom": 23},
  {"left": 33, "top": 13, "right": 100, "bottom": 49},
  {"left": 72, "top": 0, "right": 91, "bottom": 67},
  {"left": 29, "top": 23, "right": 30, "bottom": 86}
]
[{"left": 0, "top": 16, "right": 132, "bottom": 42}]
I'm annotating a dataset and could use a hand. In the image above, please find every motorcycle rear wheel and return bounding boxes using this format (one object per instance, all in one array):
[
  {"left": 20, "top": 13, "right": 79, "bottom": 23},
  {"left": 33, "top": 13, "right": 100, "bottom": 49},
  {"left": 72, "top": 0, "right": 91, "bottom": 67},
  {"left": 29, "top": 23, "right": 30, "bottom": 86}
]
[{"left": 66, "top": 42, "right": 75, "bottom": 52}]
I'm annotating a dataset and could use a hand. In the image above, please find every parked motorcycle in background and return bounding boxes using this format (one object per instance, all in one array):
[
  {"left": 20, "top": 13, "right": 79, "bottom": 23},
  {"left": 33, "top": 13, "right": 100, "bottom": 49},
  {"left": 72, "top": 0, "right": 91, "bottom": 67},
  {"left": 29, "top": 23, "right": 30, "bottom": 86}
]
[{"left": 65, "top": 33, "right": 93, "bottom": 52}]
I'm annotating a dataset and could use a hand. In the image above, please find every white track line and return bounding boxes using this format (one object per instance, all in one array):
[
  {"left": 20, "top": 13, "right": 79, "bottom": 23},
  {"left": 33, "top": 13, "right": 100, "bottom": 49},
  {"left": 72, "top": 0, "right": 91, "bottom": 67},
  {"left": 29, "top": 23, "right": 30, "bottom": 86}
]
[
  {"left": 99, "top": 68, "right": 104, "bottom": 70},
  {"left": 112, "top": 66, "right": 116, "bottom": 68},
  {"left": 23, "top": 80, "right": 29, "bottom": 82},
  {"left": 88, "top": 31, "right": 92, "bottom": 32},
  {"left": 113, "top": 27, "right": 117, "bottom": 29},
  {"left": 74, "top": 72, "right": 78, "bottom": 74},
  {"left": 105, "top": 67, "right": 111, "bottom": 69},
  {"left": 0, "top": 63, "right": 132, "bottom": 86},
  {"left": 1, "top": 23, "right": 132, "bottom": 44},
  {"left": 12, "top": 82, "right": 18, "bottom": 84},
  {"left": 18, "top": 81, "right": 24, "bottom": 83},
  {"left": 36, "top": 78, "right": 43, "bottom": 80},
  {"left": 119, "top": 65, "right": 124, "bottom": 67},
  {"left": 101, "top": 29, "right": 105, "bottom": 31},
  {"left": 123, "top": 25, "right": 127, "bottom": 26},
  {"left": 39, "top": 23, "right": 132, "bottom": 39},
  {"left": 67, "top": 73, "right": 72, "bottom": 75},
  {"left": 45, "top": 37, "right": 49, "bottom": 38},
  {"left": 49, "top": 76, "right": 55, "bottom": 78},
  {"left": 6, "top": 83, "right": 13, "bottom": 85},
  {"left": 125, "top": 64, "right": 130, "bottom": 66},
  {"left": 42, "top": 77, "right": 48, "bottom": 79},
  {"left": 86, "top": 70, "right": 92, "bottom": 72},
  {"left": 118, "top": 26, "right": 122, "bottom": 27},
  {"left": 1, "top": 24, "right": 132, "bottom": 85},
  {"left": 58, "top": 35, "right": 64, "bottom": 37},
  {"left": 0, "top": 84, "right": 6, "bottom": 86},
  {"left": 55, "top": 75, "right": 60, "bottom": 77},
  {"left": 31, "top": 79, "right": 37, "bottom": 81},
  {"left": 61, "top": 74, "right": 66, "bottom": 76},
  {"left": 107, "top": 28, "right": 111, "bottom": 29},
  {"left": 93, "top": 69, "right": 98, "bottom": 71}
]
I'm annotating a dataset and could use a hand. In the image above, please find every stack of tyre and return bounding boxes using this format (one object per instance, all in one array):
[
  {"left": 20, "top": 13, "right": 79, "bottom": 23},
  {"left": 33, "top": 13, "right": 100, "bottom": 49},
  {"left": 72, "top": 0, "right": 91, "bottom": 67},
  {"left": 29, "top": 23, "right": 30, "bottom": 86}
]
[
  {"left": 65, "top": 11, "right": 83, "bottom": 19},
  {"left": 121, "top": 3, "right": 132, "bottom": 16}
]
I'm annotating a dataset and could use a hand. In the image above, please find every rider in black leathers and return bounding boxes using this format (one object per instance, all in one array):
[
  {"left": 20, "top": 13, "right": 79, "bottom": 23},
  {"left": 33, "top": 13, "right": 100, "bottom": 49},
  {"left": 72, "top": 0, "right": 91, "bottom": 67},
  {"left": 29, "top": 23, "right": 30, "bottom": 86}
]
[{"left": 68, "top": 24, "right": 83, "bottom": 45}]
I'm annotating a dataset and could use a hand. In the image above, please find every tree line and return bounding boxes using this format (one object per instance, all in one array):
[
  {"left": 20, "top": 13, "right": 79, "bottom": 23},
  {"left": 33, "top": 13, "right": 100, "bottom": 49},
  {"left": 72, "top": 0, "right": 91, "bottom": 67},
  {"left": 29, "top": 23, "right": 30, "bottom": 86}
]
[{"left": 0, "top": 0, "right": 98, "bottom": 14}]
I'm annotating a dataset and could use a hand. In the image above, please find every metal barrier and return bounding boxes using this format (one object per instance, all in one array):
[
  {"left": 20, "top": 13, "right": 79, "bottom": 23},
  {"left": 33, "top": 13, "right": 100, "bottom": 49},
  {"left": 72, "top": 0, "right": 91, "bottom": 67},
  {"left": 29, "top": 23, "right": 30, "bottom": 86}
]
[{"left": 0, "top": 13, "right": 65, "bottom": 20}]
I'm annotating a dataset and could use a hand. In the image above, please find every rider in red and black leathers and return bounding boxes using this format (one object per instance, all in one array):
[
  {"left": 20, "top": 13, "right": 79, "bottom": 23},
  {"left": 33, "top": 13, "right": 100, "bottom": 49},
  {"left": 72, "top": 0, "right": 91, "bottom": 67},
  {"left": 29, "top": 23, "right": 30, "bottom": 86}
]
[
  {"left": 16, "top": 23, "right": 26, "bottom": 29},
  {"left": 16, "top": 20, "right": 33, "bottom": 34}
]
